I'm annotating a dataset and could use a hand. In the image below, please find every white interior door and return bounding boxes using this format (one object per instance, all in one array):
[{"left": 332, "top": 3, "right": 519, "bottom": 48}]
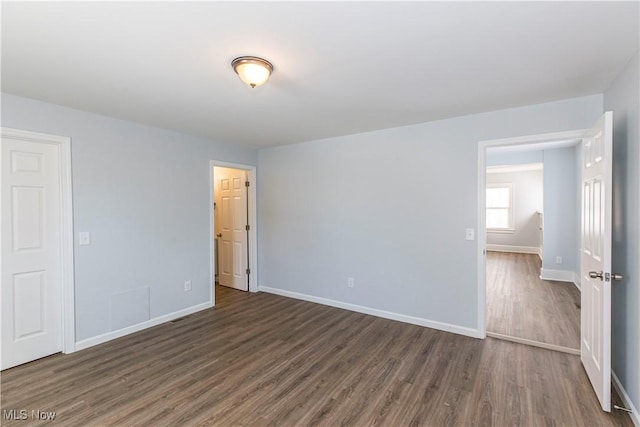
[
  {"left": 1, "top": 136, "right": 63, "bottom": 370},
  {"left": 580, "top": 111, "right": 613, "bottom": 412},
  {"left": 215, "top": 167, "right": 248, "bottom": 291}
]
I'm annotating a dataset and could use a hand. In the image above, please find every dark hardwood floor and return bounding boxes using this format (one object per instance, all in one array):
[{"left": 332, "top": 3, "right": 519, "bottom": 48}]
[
  {"left": 1, "top": 285, "right": 631, "bottom": 426},
  {"left": 486, "top": 251, "right": 581, "bottom": 350}
]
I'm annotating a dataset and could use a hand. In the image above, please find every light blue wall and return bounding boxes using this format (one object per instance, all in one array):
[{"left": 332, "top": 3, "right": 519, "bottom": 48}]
[
  {"left": 542, "top": 146, "right": 578, "bottom": 273},
  {"left": 1, "top": 93, "right": 258, "bottom": 341},
  {"left": 258, "top": 94, "right": 602, "bottom": 330},
  {"left": 605, "top": 51, "right": 640, "bottom": 414}
]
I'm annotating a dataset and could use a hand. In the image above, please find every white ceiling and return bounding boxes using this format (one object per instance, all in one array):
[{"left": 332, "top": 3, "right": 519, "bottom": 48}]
[{"left": 2, "top": 2, "right": 638, "bottom": 148}]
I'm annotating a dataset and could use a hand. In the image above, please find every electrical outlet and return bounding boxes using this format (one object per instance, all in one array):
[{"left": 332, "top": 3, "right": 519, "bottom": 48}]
[
  {"left": 79, "top": 232, "right": 91, "bottom": 246},
  {"left": 556, "top": 256, "right": 563, "bottom": 264},
  {"left": 184, "top": 280, "right": 192, "bottom": 291},
  {"left": 347, "top": 277, "right": 355, "bottom": 288}
]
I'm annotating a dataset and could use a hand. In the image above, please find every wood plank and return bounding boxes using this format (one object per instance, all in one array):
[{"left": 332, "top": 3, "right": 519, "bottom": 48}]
[
  {"left": 486, "top": 251, "right": 581, "bottom": 349},
  {"left": 0, "top": 285, "right": 631, "bottom": 426}
]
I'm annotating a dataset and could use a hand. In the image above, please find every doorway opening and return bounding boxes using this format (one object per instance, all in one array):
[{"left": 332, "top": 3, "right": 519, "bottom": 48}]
[
  {"left": 478, "top": 113, "right": 615, "bottom": 413},
  {"left": 210, "top": 161, "right": 257, "bottom": 306},
  {"left": 478, "top": 131, "right": 586, "bottom": 355}
]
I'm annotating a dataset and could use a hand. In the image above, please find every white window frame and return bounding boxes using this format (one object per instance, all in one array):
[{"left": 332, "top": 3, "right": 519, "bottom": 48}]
[{"left": 486, "top": 183, "right": 514, "bottom": 233}]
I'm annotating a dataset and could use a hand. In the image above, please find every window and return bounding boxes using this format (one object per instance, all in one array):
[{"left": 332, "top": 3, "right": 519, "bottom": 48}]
[{"left": 486, "top": 183, "right": 513, "bottom": 231}]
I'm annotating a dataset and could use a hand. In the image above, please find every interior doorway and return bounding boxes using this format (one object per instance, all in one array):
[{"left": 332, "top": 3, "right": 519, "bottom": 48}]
[
  {"left": 210, "top": 162, "right": 257, "bottom": 305},
  {"left": 214, "top": 166, "right": 249, "bottom": 291},
  {"left": 479, "top": 113, "right": 615, "bottom": 412},
  {"left": 479, "top": 134, "right": 585, "bottom": 355}
]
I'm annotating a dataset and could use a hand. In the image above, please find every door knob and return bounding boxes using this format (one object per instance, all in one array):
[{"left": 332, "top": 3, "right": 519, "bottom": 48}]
[
  {"left": 612, "top": 273, "right": 623, "bottom": 281},
  {"left": 216, "top": 233, "right": 222, "bottom": 238},
  {"left": 589, "top": 271, "right": 603, "bottom": 280}
]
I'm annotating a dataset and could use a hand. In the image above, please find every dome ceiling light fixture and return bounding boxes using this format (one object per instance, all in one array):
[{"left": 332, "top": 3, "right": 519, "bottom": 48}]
[{"left": 231, "top": 56, "right": 274, "bottom": 89}]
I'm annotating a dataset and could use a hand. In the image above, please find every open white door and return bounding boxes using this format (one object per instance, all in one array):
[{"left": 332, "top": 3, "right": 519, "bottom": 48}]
[
  {"left": 214, "top": 167, "right": 249, "bottom": 291},
  {"left": 580, "top": 111, "right": 613, "bottom": 412}
]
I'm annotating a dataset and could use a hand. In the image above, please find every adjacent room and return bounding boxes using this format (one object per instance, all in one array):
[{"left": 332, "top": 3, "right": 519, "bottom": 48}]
[
  {"left": 484, "top": 143, "right": 582, "bottom": 352},
  {"left": 1, "top": 2, "right": 639, "bottom": 426}
]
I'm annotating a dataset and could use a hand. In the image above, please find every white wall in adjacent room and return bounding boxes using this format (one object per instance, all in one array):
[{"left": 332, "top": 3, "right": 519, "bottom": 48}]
[{"left": 486, "top": 168, "right": 543, "bottom": 249}]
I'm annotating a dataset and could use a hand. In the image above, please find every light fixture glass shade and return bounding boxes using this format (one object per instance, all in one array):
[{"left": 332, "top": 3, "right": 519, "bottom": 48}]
[{"left": 231, "top": 56, "right": 273, "bottom": 88}]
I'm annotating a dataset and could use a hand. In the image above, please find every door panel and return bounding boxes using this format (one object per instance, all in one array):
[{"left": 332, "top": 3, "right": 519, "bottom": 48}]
[
  {"left": 233, "top": 241, "right": 243, "bottom": 277},
  {"left": 12, "top": 186, "right": 44, "bottom": 251},
  {"left": 14, "top": 271, "right": 45, "bottom": 339},
  {"left": 2, "top": 137, "right": 62, "bottom": 370},
  {"left": 580, "top": 111, "right": 612, "bottom": 412},
  {"left": 222, "top": 240, "right": 231, "bottom": 275}
]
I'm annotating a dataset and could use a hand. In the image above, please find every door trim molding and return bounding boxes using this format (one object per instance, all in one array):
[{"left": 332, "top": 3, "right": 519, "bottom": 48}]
[
  {"left": 1, "top": 127, "right": 76, "bottom": 354},
  {"left": 477, "top": 129, "right": 586, "bottom": 339},
  {"left": 209, "top": 160, "right": 258, "bottom": 306}
]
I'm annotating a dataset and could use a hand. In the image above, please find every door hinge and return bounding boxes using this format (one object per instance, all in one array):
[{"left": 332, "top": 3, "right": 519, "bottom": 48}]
[
  {"left": 245, "top": 181, "right": 250, "bottom": 187},
  {"left": 246, "top": 268, "right": 251, "bottom": 275},
  {"left": 245, "top": 224, "right": 250, "bottom": 231}
]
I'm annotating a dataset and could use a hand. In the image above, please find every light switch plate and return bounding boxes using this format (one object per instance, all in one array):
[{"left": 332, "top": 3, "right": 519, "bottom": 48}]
[
  {"left": 465, "top": 228, "right": 475, "bottom": 241},
  {"left": 79, "top": 232, "right": 91, "bottom": 246}
]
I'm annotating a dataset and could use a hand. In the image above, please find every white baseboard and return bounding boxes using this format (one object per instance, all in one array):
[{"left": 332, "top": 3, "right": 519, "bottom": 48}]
[
  {"left": 258, "top": 286, "right": 481, "bottom": 339},
  {"left": 540, "top": 268, "right": 578, "bottom": 284},
  {"left": 612, "top": 370, "right": 639, "bottom": 426},
  {"left": 75, "top": 301, "right": 213, "bottom": 351},
  {"left": 486, "top": 244, "right": 539, "bottom": 254}
]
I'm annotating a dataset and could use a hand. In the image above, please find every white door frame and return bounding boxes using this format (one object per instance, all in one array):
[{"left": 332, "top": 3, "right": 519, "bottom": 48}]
[
  {"left": 1, "top": 127, "right": 76, "bottom": 354},
  {"left": 209, "top": 160, "right": 258, "bottom": 305},
  {"left": 476, "top": 128, "right": 586, "bottom": 338}
]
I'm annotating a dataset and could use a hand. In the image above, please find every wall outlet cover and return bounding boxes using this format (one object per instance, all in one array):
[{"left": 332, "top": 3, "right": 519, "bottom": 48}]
[{"left": 79, "top": 232, "right": 91, "bottom": 246}]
